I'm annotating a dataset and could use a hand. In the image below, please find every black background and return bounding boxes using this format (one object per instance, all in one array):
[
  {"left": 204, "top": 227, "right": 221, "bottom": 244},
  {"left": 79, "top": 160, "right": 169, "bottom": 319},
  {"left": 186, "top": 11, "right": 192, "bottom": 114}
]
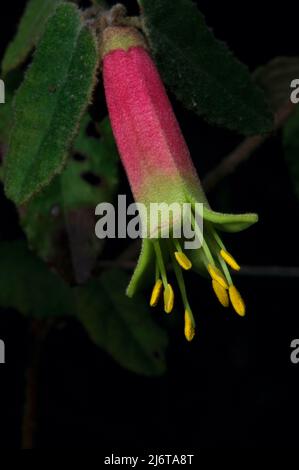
[{"left": 0, "top": 0, "right": 299, "bottom": 451}]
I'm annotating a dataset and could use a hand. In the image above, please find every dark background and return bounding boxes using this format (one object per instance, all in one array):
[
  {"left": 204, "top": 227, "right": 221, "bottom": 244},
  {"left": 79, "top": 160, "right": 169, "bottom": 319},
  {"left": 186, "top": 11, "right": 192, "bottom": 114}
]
[{"left": 0, "top": 0, "right": 299, "bottom": 450}]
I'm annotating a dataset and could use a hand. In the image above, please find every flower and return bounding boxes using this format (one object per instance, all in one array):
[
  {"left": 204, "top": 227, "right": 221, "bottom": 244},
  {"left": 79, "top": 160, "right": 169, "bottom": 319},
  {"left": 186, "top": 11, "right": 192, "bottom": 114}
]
[{"left": 102, "top": 26, "right": 258, "bottom": 341}]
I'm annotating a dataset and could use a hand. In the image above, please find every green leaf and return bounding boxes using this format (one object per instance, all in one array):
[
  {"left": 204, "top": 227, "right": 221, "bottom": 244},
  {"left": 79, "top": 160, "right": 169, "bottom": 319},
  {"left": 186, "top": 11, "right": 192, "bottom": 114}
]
[
  {"left": 0, "top": 88, "right": 13, "bottom": 146},
  {"left": 4, "top": 3, "right": 99, "bottom": 205},
  {"left": 0, "top": 71, "right": 23, "bottom": 146},
  {"left": 0, "top": 241, "right": 73, "bottom": 317},
  {"left": 21, "top": 116, "right": 119, "bottom": 283},
  {"left": 68, "top": 116, "right": 119, "bottom": 207},
  {"left": 139, "top": 0, "right": 273, "bottom": 135},
  {"left": 1, "top": 0, "right": 63, "bottom": 75},
  {"left": 0, "top": 242, "right": 168, "bottom": 375},
  {"left": 283, "top": 106, "right": 299, "bottom": 201},
  {"left": 75, "top": 269, "right": 168, "bottom": 376}
]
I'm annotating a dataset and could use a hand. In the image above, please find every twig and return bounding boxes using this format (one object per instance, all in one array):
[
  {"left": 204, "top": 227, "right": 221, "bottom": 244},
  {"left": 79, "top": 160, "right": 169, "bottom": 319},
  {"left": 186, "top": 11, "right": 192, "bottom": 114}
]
[
  {"left": 236, "top": 265, "right": 299, "bottom": 278},
  {"left": 202, "top": 101, "right": 295, "bottom": 192},
  {"left": 21, "top": 320, "right": 52, "bottom": 450},
  {"left": 98, "top": 259, "right": 299, "bottom": 278}
]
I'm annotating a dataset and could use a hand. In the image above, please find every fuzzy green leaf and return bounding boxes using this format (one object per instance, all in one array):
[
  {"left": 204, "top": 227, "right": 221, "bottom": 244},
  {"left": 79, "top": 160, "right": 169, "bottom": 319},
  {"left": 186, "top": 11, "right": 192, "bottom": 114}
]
[
  {"left": 283, "top": 106, "right": 299, "bottom": 201},
  {"left": 139, "top": 0, "right": 273, "bottom": 135},
  {"left": 0, "top": 241, "right": 73, "bottom": 317},
  {"left": 4, "top": 3, "right": 99, "bottom": 205},
  {"left": 75, "top": 269, "right": 168, "bottom": 376},
  {"left": 0, "top": 88, "right": 13, "bottom": 145},
  {"left": 21, "top": 116, "right": 119, "bottom": 283},
  {"left": 0, "top": 241, "right": 168, "bottom": 375},
  {"left": 1, "top": 0, "right": 63, "bottom": 75},
  {"left": 0, "top": 71, "right": 23, "bottom": 145}
]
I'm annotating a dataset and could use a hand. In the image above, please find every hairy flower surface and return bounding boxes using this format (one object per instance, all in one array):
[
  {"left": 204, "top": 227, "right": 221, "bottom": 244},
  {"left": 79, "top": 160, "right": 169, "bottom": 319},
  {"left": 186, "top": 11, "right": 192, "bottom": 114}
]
[{"left": 102, "top": 26, "right": 258, "bottom": 341}]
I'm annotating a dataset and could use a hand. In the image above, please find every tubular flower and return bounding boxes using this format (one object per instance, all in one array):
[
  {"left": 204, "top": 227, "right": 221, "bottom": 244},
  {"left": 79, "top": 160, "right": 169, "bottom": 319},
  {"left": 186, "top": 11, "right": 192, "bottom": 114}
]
[{"left": 102, "top": 26, "right": 258, "bottom": 341}]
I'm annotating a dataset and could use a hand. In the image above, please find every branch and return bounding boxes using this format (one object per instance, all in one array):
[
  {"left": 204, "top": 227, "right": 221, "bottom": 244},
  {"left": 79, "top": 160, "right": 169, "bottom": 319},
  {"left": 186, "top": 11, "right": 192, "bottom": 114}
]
[
  {"left": 237, "top": 265, "right": 299, "bottom": 278},
  {"left": 98, "top": 260, "right": 299, "bottom": 278},
  {"left": 21, "top": 320, "right": 52, "bottom": 450},
  {"left": 202, "top": 101, "right": 295, "bottom": 192}
]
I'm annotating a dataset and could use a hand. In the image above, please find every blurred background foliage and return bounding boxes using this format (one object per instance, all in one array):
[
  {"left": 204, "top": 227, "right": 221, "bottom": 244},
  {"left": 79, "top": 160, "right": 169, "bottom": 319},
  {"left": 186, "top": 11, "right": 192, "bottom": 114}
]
[{"left": 0, "top": 0, "right": 299, "bottom": 450}]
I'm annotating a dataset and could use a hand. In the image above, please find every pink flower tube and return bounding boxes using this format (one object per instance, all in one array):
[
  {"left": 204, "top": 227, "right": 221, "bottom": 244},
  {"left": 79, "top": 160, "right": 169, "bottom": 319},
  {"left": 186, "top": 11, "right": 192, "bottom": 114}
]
[
  {"left": 102, "top": 27, "right": 206, "bottom": 207},
  {"left": 102, "top": 26, "right": 258, "bottom": 341}
]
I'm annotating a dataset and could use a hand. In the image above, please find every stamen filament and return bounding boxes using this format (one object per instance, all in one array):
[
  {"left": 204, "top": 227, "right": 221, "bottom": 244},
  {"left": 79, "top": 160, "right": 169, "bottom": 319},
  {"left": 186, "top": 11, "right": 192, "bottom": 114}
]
[
  {"left": 155, "top": 260, "right": 160, "bottom": 281},
  {"left": 170, "top": 249, "right": 189, "bottom": 307},
  {"left": 211, "top": 228, "right": 226, "bottom": 250},
  {"left": 190, "top": 212, "right": 214, "bottom": 265},
  {"left": 169, "top": 247, "right": 196, "bottom": 340},
  {"left": 153, "top": 241, "right": 168, "bottom": 288},
  {"left": 217, "top": 253, "right": 233, "bottom": 286},
  {"left": 174, "top": 239, "right": 182, "bottom": 252}
]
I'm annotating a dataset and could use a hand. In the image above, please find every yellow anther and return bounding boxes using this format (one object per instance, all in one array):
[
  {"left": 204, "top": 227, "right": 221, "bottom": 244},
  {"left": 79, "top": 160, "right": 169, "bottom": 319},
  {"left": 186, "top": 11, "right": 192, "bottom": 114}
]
[
  {"left": 174, "top": 251, "right": 192, "bottom": 270},
  {"left": 208, "top": 264, "right": 228, "bottom": 289},
  {"left": 229, "top": 285, "right": 246, "bottom": 317},
  {"left": 212, "top": 280, "right": 229, "bottom": 307},
  {"left": 220, "top": 249, "right": 240, "bottom": 271},
  {"left": 164, "top": 284, "right": 174, "bottom": 314},
  {"left": 150, "top": 279, "right": 163, "bottom": 307},
  {"left": 184, "top": 310, "right": 195, "bottom": 342}
]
